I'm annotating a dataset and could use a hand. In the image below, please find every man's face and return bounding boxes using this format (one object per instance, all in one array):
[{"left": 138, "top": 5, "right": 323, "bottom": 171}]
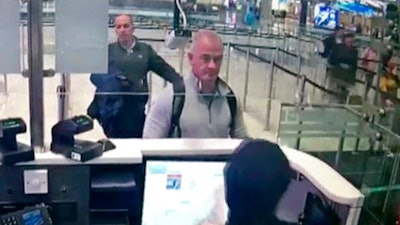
[
  {"left": 336, "top": 29, "right": 344, "bottom": 38},
  {"left": 114, "top": 16, "right": 134, "bottom": 43},
  {"left": 188, "top": 38, "right": 223, "bottom": 82},
  {"left": 344, "top": 37, "right": 354, "bottom": 47}
]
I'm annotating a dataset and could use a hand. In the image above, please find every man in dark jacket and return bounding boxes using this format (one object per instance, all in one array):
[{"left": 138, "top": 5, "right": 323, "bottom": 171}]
[
  {"left": 88, "top": 14, "right": 182, "bottom": 138},
  {"left": 320, "top": 26, "right": 344, "bottom": 58},
  {"left": 326, "top": 32, "right": 358, "bottom": 103}
]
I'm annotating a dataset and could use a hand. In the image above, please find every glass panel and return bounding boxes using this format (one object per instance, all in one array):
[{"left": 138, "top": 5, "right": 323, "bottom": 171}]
[
  {"left": 0, "top": 1, "right": 28, "bottom": 142},
  {"left": 55, "top": 0, "right": 108, "bottom": 73},
  {"left": 0, "top": 0, "right": 21, "bottom": 73}
]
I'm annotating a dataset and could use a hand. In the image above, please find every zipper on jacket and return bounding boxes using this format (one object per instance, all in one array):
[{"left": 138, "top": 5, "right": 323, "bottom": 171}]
[{"left": 208, "top": 99, "right": 214, "bottom": 124}]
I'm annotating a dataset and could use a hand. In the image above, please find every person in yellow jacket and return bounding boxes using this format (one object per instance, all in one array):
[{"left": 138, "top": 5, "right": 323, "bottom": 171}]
[{"left": 379, "top": 59, "right": 399, "bottom": 107}]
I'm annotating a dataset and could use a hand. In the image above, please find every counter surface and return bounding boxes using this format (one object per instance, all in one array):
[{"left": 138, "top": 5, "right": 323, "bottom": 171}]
[{"left": 7, "top": 138, "right": 363, "bottom": 208}]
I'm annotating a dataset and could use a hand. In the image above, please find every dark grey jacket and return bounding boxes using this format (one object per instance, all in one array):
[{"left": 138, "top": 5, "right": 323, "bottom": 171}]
[{"left": 108, "top": 38, "right": 181, "bottom": 96}]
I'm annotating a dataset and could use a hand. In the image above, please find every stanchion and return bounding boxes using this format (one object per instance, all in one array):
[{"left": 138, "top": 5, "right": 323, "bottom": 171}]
[
  {"left": 242, "top": 46, "right": 250, "bottom": 111},
  {"left": 265, "top": 62, "right": 276, "bottom": 130},
  {"left": 295, "top": 75, "right": 306, "bottom": 106},
  {"left": 374, "top": 61, "right": 383, "bottom": 105},
  {"left": 296, "top": 54, "right": 302, "bottom": 86},
  {"left": 21, "top": 24, "right": 26, "bottom": 70},
  {"left": 57, "top": 73, "right": 70, "bottom": 121},
  {"left": 264, "top": 46, "right": 279, "bottom": 130},
  {"left": 294, "top": 75, "right": 306, "bottom": 150},
  {"left": 27, "top": 0, "right": 45, "bottom": 152},
  {"left": 179, "top": 47, "right": 184, "bottom": 74},
  {"left": 225, "top": 42, "right": 231, "bottom": 83},
  {"left": 3, "top": 74, "right": 8, "bottom": 96}
]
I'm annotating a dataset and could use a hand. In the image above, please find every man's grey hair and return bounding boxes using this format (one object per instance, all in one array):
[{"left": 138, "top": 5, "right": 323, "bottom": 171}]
[{"left": 191, "top": 29, "right": 223, "bottom": 52}]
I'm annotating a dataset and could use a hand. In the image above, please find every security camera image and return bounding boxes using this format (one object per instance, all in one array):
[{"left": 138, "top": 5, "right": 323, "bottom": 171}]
[{"left": 141, "top": 161, "right": 228, "bottom": 225}]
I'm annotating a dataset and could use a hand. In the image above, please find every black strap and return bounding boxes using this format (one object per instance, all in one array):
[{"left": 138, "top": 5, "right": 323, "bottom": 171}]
[
  {"left": 168, "top": 94, "right": 185, "bottom": 137},
  {"left": 168, "top": 80, "right": 185, "bottom": 137},
  {"left": 169, "top": 78, "right": 237, "bottom": 138},
  {"left": 219, "top": 78, "right": 237, "bottom": 131}
]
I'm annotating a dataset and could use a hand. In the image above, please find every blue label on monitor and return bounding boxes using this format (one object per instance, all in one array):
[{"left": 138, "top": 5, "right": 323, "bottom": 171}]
[
  {"left": 166, "top": 174, "right": 181, "bottom": 190},
  {"left": 148, "top": 164, "right": 167, "bottom": 175}
]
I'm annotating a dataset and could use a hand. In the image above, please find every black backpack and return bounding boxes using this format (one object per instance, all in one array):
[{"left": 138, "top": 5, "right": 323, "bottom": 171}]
[{"left": 168, "top": 78, "right": 237, "bottom": 138}]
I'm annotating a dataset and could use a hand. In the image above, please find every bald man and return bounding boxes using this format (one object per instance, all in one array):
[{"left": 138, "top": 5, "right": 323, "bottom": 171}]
[
  {"left": 143, "top": 30, "right": 248, "bottom": 138},
  {"left": 88, "top": 14, "right": 183, "bottom": 138}
]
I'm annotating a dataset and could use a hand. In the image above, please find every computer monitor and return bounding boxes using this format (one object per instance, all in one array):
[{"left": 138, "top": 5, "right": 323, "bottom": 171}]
[{"left": 141, "top": 159, "right": 229, "bottom": 225}]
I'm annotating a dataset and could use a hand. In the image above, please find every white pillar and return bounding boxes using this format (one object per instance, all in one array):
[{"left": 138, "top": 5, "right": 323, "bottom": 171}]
[{"left": 260, "top": 0, "right": 273, "bottom": 27}]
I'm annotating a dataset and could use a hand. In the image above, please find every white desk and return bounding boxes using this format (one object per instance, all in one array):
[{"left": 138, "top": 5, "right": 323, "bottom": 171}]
[
  {"left": 14, "top": 138, "right": 364, "bottom": 208},
  {"left": 119, "top": 139, "right": 364, "bottom": 208},
  {"left": 280, "top": 145, "right": 364, "bottom": 208},
  {"left": 112, "top": 138, "right": 243, "bottom": 156}
]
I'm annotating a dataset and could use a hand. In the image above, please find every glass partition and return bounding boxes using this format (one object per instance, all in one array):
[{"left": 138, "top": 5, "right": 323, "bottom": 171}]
[
  {"left": 277, "top": 103, "right": 400, "bottom": 224},
  {"left": 12, "top": 0, "right": 386, "bottom": 145}
]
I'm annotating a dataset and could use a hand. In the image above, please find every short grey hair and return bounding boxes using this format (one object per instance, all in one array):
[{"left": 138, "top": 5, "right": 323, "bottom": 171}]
[{"left": 191, "top": 29, "right": 223, "bottom": 52}]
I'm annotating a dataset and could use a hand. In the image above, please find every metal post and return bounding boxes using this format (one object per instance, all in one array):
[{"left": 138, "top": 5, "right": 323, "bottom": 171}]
[
  {"left": 294, "top": 75, "right": 306, "bottom": 150},
  {"left": 21, "top": 24, "right": 26, "bottom": 70},
  {"left": 173, "top": 0, "right": 180, "bottom": 30},
  {"left": 57, "top": 73, "right": 70, "bottom": 121},
  {"left": 265, "top": 46, "right": 278, "bottom": 130},
  {"left": 296, "top": 75, "right": 306, "bottom": 106},
  {"left": 27, "top": 0, "right": 44, "bottom": 152},
  {"left": 179, "top": 47, "right": 184, "bottom": 74},
  {"left": 296, "top": 54, "right": 302, "bottom": 85},
  {"left": 225, "top": 42, "right": 231, "bottom": 83},
  {"left": 383, "top": 150, "right": 400, "bottom": 212},
  {"left": 374, "top": 61, "right": 383, "bottom": 105},
  {"left": 265, "top": 61, "right": 275, "bottom": 130},
  {"left": 242, "top": 47, "right": 251, "bottom": 111},
  {"left": 3, "top": 74, "right": 8, "bottom": 96}
]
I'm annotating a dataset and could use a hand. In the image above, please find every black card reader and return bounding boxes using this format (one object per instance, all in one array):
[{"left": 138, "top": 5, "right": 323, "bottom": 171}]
[
  {"left": 0, "top": 204, "right": 52, "bottom": 225},
  {"left": 0, "top": 118, "right": 34, "bottom": 165},
  {"left": 50, "top": 115, "right": 115, "bottom": 162}
]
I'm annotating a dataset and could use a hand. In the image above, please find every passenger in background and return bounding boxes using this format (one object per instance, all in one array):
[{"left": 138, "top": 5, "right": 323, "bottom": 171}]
[
  {"left": 87, "top": 14, "right": 183, "bottom": 138},
  {"left": 326, "top": 32, "right": 358, "bottom": 104},
  {"left": 379, "top": 57, "right": 399, "bottom": 107},
  {"left": 361, "top": 44, "right": 378, "bottom": 99},
  {"left": 320, "top": 26, "right": 344, "bottom": 59},
  {"left": 143, "top": 29, "right": 248, "bottom": 138}
]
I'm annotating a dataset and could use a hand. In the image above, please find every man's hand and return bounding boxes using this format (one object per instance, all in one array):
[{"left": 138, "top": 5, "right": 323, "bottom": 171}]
[
  {"left": 339, "top": 63, "right": 350, "bottom": 69},
  {"left": 385, "top": 99, "right": 394, "bottom": 107}
]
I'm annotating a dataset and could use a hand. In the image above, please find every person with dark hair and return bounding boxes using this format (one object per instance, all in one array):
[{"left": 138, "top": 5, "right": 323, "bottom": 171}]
[
  {"left": 320, "top": 26, "right": 344, "bottom": 58},
  {"left": 326, "top": 32, "right": 358, "bottom": 103},
  {"left": 224, "top": 139, "right": 294, "bottom": 225}
]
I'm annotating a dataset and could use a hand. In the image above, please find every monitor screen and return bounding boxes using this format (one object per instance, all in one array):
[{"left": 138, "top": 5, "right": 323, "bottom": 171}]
[
  {"left": 142, "top": 160, "right": 229, "bottom": 225},
  {"left": 314, "top": 3, "right": 339, "bottom": 30}
]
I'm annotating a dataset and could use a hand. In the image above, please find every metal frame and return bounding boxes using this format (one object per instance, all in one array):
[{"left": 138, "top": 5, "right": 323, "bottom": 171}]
[{"left": 27, "top": 0, "right": 44, "bottom": 152}]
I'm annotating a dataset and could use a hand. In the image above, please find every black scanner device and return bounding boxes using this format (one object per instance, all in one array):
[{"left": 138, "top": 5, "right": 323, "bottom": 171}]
[
  {"left": 0, "top": 118, "right": 34, "bottom": 165},
  {"left": 50, "top": 115, "right": 115, "bottom": 162}
]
